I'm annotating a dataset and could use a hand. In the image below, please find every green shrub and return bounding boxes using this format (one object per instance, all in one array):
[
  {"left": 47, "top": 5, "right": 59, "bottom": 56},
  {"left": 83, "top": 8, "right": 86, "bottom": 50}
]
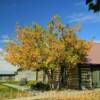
[
  {"left": 27, "top": 81, "right": 50, "bottom": 90},
  {"left": 19, "top": 78, "right": 28, "bottom": 86},
  {"left": 27, "top": 80, "right": 36, "bottom": 88},
  {"left": 31, "top": 82, "right": 50, "bottom": 90}
]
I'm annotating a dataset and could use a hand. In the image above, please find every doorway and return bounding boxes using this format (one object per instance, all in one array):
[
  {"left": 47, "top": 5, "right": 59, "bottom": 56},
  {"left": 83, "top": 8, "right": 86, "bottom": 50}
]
[{"left": 92, "top": 66, "right": 100, "bottom": 88}]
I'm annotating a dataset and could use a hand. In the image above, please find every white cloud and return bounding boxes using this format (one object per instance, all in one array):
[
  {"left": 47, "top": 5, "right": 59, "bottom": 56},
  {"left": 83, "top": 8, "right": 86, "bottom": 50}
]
[
  {"left": 0, "top": 48, "right": 3, "bottom": 51},
  {"left": 0, "top": 34, "right": 10, "bottom": 43},
  {"left": 74, "top": 1, "right": 85, "bottom": 7},
  {"left": 66, "top": 13, "right": 100, "bottom": 23},
  {"left": 93, "top": 40, "right": 100, "bottom": 43},
  {"left": 1, "top": 34, "right": 9, "bottom": 39},
  {"left": 0, "top": 48, "right": 7, "bottom": 60},
  {"left": 3, "top": 39, "right": 11, "bottom": 43},
  {"left": 74, "top": 0, "right": 87, "bottom": 8}
]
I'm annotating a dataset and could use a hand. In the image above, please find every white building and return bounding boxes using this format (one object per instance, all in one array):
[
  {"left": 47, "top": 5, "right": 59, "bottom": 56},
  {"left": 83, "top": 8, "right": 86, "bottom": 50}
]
[{"left": 0, "top": 58, "right": 18, "bottom": 80}]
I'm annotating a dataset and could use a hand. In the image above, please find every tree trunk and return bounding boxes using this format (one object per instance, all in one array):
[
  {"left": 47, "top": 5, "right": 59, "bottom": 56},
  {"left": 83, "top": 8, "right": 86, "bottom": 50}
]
[
  {"left": 45, "top": 67, "right": 61, "bottom": 90},
  {"left": 53, "top": 67, "right": 61, "bottom": 89},
  {"left": 36, "top": 69, "right": 39, "bottom": 82},
  {"left": 45, "top": 68, "right": 53, "bottom": 89},
  {"left": 43, "top": 69, "right": 46, "bottom": 83}
]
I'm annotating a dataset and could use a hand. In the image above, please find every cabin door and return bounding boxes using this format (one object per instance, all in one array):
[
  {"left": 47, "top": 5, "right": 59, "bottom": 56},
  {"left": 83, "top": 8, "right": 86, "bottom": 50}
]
[{"left": 92, "top": 67, "right": 100, "bottom": 88}]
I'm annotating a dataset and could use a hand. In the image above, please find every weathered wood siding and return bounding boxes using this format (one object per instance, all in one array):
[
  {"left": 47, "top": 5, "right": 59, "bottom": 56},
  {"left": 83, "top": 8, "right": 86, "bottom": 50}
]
[
  {"left": 66, "top": 67, "right": 79, "bottom": 89},
  {"left": 79, "top": 65, "right": 92, "bottom": 89},
  {"left": 53, "top": 67, "right": 61, "bottom": 82}
]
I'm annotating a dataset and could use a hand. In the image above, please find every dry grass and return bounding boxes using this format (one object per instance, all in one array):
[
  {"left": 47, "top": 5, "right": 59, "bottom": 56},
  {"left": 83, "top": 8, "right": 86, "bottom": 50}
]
[
  {"left": 10, "top": 90, "right": 100, "bottom": 100},
  {"left": 47, "top": 91, "right": 100, "bottom": 100}
]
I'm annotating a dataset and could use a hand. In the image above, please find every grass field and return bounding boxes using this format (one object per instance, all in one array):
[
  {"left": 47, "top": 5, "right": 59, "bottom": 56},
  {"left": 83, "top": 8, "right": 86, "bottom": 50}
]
[
  {"left": 0, "top": 81, "right": 100, "bottom": 100},
  {"left": 0, "top": 83, "right": 32, "bottom": 100}
]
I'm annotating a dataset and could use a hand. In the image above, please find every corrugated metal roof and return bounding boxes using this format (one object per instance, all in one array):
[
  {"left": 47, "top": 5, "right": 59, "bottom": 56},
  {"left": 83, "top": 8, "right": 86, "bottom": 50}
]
[{"left": 0, "top": 58, "right": 18, "bottom": 75}]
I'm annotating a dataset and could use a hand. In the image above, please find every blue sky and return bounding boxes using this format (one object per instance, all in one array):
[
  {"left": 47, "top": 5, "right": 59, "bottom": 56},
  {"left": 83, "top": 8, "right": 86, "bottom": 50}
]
[{"left": 0, "top": 0, "right": 100, "bottom": 49}]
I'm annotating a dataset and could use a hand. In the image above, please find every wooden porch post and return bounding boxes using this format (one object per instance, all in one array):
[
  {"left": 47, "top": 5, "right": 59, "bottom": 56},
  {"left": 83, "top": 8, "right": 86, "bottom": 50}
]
[{"left": 36, "top": 69, "right": 39, "bottom": 82}]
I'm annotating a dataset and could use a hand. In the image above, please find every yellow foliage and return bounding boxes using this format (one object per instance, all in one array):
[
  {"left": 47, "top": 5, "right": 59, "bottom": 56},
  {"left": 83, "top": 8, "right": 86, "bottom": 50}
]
[{"left": 5, "top": 17, "right": 91, "bottom": 70}]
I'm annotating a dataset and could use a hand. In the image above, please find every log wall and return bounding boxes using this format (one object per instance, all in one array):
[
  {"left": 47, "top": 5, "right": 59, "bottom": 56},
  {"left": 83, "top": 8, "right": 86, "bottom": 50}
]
[
  {"left": 79, "top": 65, "right": 92, "bottom": 89},
  {"left": 66, "top": 67, "right": 79, "bottom": 89}
]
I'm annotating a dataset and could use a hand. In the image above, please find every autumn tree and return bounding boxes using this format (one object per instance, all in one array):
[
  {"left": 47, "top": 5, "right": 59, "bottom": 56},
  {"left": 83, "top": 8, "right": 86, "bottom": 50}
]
[
  {"left": 5, "top": 16, "right": 91, "bottom": 89},
  {"left": 46, "top": 16, "right": 91, "bottom": 88}
]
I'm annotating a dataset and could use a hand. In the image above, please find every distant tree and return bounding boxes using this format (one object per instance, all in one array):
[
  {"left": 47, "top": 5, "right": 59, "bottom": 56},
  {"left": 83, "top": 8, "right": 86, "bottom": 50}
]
[
  {"left": 86, "top": 0, "right": 100, "bottom": 12},
  {"left": 0, "top": 51, "right": 3, "bottom": 56}
]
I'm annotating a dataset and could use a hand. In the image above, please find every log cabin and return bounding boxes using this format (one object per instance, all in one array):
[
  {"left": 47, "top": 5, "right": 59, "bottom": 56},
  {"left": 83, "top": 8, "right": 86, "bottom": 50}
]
[
  {"left": 78, "top": 42, "right": 100, "bottom": 89},
  {"left": 66, "top": 42, "right": 100, "bottom": 89},
  {"left": 40, "top": 42, "right": 100, "bottom": 89},
  {"left": 33, "top": 42, "right": 100, "bottom": 90}
]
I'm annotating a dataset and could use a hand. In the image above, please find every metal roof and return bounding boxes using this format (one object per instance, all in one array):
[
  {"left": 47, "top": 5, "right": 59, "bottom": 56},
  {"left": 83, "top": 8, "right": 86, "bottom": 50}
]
[{"left": 0, "top": 58, "right": 18, "bottom": 75}]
